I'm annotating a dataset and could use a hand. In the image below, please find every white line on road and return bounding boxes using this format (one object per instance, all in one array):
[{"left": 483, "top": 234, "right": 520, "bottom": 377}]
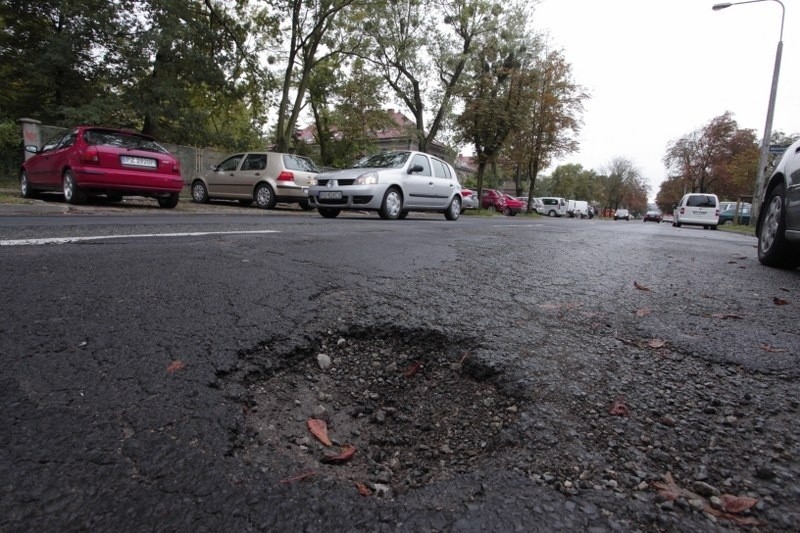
[{"left": 0, "top": 230, "right": 280, "bottom": 246}]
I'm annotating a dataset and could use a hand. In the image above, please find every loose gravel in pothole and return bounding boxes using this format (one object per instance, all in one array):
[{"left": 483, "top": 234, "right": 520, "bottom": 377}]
[{"left": 241, "top": 329, "right": 518, "bottom": 497}]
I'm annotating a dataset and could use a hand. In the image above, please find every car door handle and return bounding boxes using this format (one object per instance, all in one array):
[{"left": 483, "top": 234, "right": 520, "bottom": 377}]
[
  {"left": 254, "top": 172, "right": 260, "bottom": 176},
  {"left": 428, "top": 181, "right": 434, "bottom": 186}
]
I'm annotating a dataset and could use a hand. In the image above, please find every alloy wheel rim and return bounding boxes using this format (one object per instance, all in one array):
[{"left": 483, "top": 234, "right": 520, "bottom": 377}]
[
  {"left": 258, "top": 188, "right": 271, "bottom": 206},
  {"left": 192, "top": 184, "right": 204, "bottom": 201},
  {"left": 63, "top": 174, "right": 73, "bottom": 200},
  {"left": 386, "top": 192, "right": 401, "bottom": 217},
  {"left": 761, "top": 196, "right": 782, "bottom": 252}
]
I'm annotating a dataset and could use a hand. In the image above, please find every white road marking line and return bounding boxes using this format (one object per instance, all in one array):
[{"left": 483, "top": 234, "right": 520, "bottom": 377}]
[{"left": 0, "top": 230, "right": 280, "bottom": 246}]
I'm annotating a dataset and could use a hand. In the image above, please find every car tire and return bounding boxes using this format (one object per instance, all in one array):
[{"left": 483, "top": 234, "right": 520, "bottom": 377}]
[
  {"left": 238, "top": 199, "right": 253, "bottom": 207},
  {"left": 399, "top": 211, "right": 410, "bottom": 220},
  {"left": 444, "top": 197, "right": 461, "bottom": 221},
  {"left": 758, "top": 182, "right": 800, "bottom": 268},
  {"left": 255, "top": 183, "right": 277, "bottom": 209},
  {"left": 318, "top": 207, "right": 340, "bottom": 218},
  {"left": 62, "top": 170, "right": 86, "bottom": 204},
  {"left": 191, "top": 181, "right": 209, "bottom": 203},
  {"left": 106, "top": 193, "right": 123, "bottom": 202},
  {"left": 502, "top": 207, "right": 512, "bottom": 216},
  {"left": 378, "top": 187, "right": 402, "bottom": 220},
  {"left": 548, "top": 210, "right": 556, "bottom": 217},
  {"left": 20, "top": 170, "right": 35, "bottom": 198},
  {"left": 723, "top": 219, "right": 733, "bottom": 225},
  {"left": 157, "top": 193, "right": 179, "bottom": 208},
  {"left": 298, "top": 200, "right": 314, "bottom": 211}
]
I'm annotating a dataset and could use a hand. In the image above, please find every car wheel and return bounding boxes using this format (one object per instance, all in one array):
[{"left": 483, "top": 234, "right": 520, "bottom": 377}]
[
  {"left": 20, "top": 170, "right": 35, "bottom": 198},
  {"left": 318, "top": 207, "right": 340, "bottom": 218},
  {"left": 191, "top": 181, "right": 209, "bottom": 203},
  {"left": 378, "top": 187, "right": 402, "bottom": 220},
  {"left": 758, "top": 183, "right": 800, "bottom": 268},
  {"left": 298, "top": 200, "right": 314, "bottom": 211},
  {"left": 62, "top": 170, "right": 86, "bottom": 204},
  {"left": 502, "top": 207, "right": 512, "bottom": 216},
  {"left": 548, "top": 210, "right": 556, "bottom": 217},
  {"left": 399, "top": 211, "right": 410, "bottom": 220},
  {"left": 157, "top": 193, "right": 179, "bottom": 208},
  {"left": 444, "top": 197, "right": 461, "bottom": 221},
  {"left": 238, "top": 199, "right": 253, "bottom": 207},
  {"left": 255, "top": 183, "right": 277, "bottom": 209},
  {"left": 723, "top": 219, "right": 733, "bottom": 225},
  {"left": 106, "top": 193, "right": 123, "bottom": 202}
]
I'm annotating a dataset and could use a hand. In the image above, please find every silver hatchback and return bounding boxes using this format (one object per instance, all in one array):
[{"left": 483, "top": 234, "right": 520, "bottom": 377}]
[
  {"left": 191, "top": 152, "right": 319, "bottom": 209},
  {"left": 308, "top": 151, "right": 463, "bottom": 220}
]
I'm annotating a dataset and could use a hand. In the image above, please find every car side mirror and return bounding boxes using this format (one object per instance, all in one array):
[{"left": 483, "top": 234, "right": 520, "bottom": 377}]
[
  {"left": 24, "top": 145, "right": 39, "bottom": 154},
  {"left": 408, "top": 164, "right": 424, "bottom": 174}
]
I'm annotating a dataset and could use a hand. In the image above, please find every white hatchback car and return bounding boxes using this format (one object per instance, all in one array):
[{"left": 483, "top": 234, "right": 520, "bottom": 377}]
[
  {"left": 673, "top": 193, "right": 719, "bottom": 230},
  {"left": 308, "top": 151, "right": 463, "bottom": 220}
]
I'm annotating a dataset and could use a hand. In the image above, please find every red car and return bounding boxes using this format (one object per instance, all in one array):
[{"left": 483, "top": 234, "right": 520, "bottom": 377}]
[
  {"left": 20, "top": 126, "right": 184, "bottom": 208},
  {"left": 481, "top": 189, "right": 523, "bottom": 216}
]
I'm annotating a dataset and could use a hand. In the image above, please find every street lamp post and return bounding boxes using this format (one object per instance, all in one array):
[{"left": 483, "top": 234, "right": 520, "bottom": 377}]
[{"left": 712, "top": 0, "right": 785, "bottom": 226}]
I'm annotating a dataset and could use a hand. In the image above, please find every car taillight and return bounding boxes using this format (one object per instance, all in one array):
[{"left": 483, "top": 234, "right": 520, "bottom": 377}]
[
  {"left": 680, "top": 207, "right": 685, "bottom": 214},
  {"left": 277, "top": 171, "right": 293, "bottom": 181},
  {"left": 462, "top": 190, "right": 472, "bottom": 198},
  {"left": 715, "top": 209, "right": 719, "bottom": 216},
  {"left": 172, "top": 162, "right": 181, "bottom": 175},
  {"left": 80, "top": 148, "right": 100, "bottom": 164}
]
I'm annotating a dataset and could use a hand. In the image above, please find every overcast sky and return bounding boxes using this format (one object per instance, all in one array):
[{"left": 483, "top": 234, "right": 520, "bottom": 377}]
[{"left": 532, "top": 0, "right": 799, "bottom": 200}]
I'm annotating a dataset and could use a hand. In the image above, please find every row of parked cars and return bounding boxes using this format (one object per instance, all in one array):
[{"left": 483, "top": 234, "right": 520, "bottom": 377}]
[
  {"left": 18, "top": 126, "right": 800, "bottom": 268},
  {"left": 19, "top": 126, "right": 465, "bottom": 220}
]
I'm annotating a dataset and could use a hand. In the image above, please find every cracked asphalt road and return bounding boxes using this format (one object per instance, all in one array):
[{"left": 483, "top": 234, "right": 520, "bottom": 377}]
[{"left": 1, "top": 203, "right": 798, "bottom": 531}]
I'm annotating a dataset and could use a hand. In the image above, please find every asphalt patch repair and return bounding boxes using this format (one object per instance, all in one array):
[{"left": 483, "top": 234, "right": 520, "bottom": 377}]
[{"left": 234, "top": 327, "right": 518, "bottom": 497}]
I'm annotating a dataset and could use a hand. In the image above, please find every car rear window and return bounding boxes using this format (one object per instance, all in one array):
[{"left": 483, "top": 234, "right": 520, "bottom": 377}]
[
  {"left": 85, "top": 130, "right": 167, "bottom": 153},
  {"left": 283, "top": 154, "right": 319, "bottom": 173},
  {"left": 686, "top": 195, "right": 717, "bottom": 208}
]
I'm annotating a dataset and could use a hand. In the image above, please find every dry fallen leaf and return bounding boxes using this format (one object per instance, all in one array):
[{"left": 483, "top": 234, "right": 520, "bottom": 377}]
[
  {"left": 307, "top": 418, "right": 333, "bottom": 447},
  {"left": 404, "top": 361, "right": 422, "bottom": 378},
  {"left": 608, "top": 396, "right": 630, "bottom": 416},
  {"left": 647, "top": 339, "right": 667, "bottom": 349},
  {"left": 634, "top": 281, "right": 651, "bottom": 291},
  {"left": 635, "top": 307, "right": 652, "bottom": 318},
  {"left": 712, "top": 312, "right": 744, "bottom": 320},
  {"left": 321, "top": 444, "right": 356, "bottom": 464},
  {"left": 355, "top": 482, "right": 372, "bottom": 497},
  {"left": 279, "top": 471, "right": 316, "bottom": 484},
  {"left": 773, "top": 297, "right": 789, "bottom": 305},
  {"left": 166, "top": 360, "right": 186, "bottom": 374},
  {"left": 721, "top": 493, "right": 759, "bottom": 514},
  {"left": 760, "top": 343, "right": 787, "bottom": 353}
]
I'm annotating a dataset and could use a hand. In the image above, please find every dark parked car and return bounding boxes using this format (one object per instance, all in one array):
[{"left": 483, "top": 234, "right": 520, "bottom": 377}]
[
  {"left": 613, "top": 208, "right": 631, "bottom": 221},
  {"left": 756, "top": 138, "right": 800, "bottom": 269},
  {"left": 20, "top": 126, "right": 184, "bottom": 208},
  {"left": 643, "top": 210, "right": 663, "bottom": 223},
  {"left": 718, "top": 207, "right": 751, "bottom": 226}
]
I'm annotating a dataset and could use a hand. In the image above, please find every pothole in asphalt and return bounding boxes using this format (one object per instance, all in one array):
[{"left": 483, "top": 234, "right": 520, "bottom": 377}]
[{"left": 239, "top": 327, "right": 519, "bottom": 497}]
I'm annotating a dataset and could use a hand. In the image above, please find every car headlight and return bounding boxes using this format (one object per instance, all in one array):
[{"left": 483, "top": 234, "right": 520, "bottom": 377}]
[
  {"left": 309, "top": 178, "right": 318, "bottom": 186},
  {"left": 354, "top": 172, "right": 379, "bottom": 185}
]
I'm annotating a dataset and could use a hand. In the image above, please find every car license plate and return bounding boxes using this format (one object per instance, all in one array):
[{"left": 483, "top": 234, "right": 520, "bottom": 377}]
[
  {"left": 120, "top": 155, "right": 157, "bottom": 168},
  {"left": 319, "top": 191, "right": 342, "bottom": 200}
]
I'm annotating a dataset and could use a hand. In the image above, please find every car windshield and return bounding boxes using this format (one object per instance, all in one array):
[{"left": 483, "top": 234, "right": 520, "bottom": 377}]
[
  {"left": 352, "top": 151, "right": 410, "bottom": 169},
  {"left": 85, "top": 130, "right": 167, "bottom": 153},
  {"left": 283, "top": 154, "right": 320, "bottom": 173}
]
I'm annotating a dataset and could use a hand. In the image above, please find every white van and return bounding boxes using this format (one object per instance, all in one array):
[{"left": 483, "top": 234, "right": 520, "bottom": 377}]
[
  {"left": 537, "top": 197, "right": 567, "bottom": 217},
  {"left": 566, "top": 200, "right": 589, "bottom": 218},
  {"left": 673, "top": 193, "right": 720, "bottom": 229}
]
